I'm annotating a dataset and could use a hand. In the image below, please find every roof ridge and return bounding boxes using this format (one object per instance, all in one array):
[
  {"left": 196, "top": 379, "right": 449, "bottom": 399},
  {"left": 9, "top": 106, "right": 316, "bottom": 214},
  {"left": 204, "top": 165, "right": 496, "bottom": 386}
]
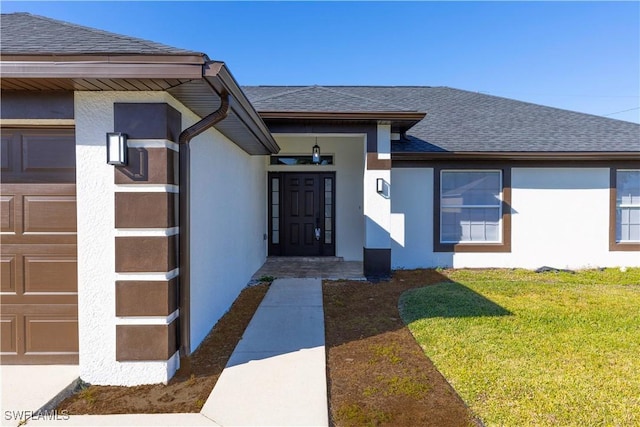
[{"left": 2, "top": 12, "right": 201, "bottom": 55}]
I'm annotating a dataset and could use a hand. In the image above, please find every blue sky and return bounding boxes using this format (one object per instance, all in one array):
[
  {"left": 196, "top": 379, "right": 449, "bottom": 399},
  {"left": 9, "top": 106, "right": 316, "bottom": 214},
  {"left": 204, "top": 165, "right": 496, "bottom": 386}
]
[{"left": 3, "top": 1, "right": 639, "bottom": 123}]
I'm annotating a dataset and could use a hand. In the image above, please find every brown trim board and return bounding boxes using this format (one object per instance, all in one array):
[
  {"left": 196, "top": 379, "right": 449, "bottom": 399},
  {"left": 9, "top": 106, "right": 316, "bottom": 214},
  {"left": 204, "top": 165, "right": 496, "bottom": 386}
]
[
  {"left": 116, "top": 321, "right": 178, "bottom": 361},
  {"left": 433, "top": 166, "right": 512, "bottom": 253},
  {"left": 114, "top": 147, "right": 178, "bottom": 185},
  {"left": 266, "top": 121, "right": 378, "bottom": 152},
  {"left": 116, "top": 279, "right": 178, "bottom": 317},
  {"left": 1, "top": 91, "right": 74, "bottom": 120},
  {"left": 115, "top": 236, "right": 177, "bottom": 273},
  {"left": 115, "top": 192, "right": 177, "bottom": 229},
  {"left": 393, "top": 153, "right": 640, "bottom": 164},
  {"left": 366, "top": 153, "right": 391, "bottom": 170}
]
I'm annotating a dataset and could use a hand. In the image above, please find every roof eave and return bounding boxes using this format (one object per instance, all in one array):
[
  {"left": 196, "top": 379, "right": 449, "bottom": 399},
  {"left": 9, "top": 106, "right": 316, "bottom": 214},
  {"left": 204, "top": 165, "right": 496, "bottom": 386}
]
[
  {"left": 203, "top": 62, "right": 279, "bottom": 154},
  {"left": 0, "top": 54, "right": 206, "bottom": 79},
  {"left": 392, "top": 151, "right": 640, "bottom": 161},
  {"left": 258, "top": 110, "right": 426, "bottom": 121}
]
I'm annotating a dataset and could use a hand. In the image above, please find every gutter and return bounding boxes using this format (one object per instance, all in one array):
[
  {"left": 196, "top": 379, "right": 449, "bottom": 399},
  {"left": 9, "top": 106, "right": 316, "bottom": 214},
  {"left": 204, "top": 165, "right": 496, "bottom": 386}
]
[{"left": 177, "top": 82, "right": 229, "bottom": 358}]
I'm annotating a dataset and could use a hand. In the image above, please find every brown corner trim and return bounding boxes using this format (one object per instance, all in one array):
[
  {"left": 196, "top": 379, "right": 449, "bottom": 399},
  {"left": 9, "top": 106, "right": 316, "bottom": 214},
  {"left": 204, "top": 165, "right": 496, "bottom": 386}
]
[
  {"left": 116, "top": 321, "right": 178, "bottom": 361},
  {"left": 116, "top": 280, "right": 178, "bottom": 317},
  {"left": 366, "top": 153, "right": 391, "bottom": 170}
]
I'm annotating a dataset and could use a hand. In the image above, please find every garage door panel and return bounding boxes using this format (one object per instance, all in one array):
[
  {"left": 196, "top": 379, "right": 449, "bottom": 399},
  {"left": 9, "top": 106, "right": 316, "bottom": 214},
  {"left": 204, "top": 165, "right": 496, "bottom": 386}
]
[
  {"left": 24, "top": 195, "right": 77, "bottom": 233},
  {"left": 1, "top": 195, "right": 14, "bottom": 232},
  {"left": 0, "top": 316, "right": 17, "bottom": 353},
  {"left": 1, "top": 127, "right": 77, "bottom": 364},
  {"left": 22, "top": 134, "right": 76, "bottom": 174},
  {"left": 1, "top": 135, "right": 14, "bottom": 172},
  {"left": 1, "top": 129, "right": 75, "bottom": 183},
  {"left": 25, "top": 315, "right": 78, "bottom": 353},
  {"left": 24, "top": 256, "right": 77, "bottom": 293},
  {"left": 1, "top": 256, "right": 16, "bottom": 293}
]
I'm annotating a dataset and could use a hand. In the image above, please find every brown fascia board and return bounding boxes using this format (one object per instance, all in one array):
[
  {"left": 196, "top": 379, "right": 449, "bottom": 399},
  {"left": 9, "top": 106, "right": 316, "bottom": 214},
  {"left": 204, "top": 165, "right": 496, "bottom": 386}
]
[
  {"left": 258, "top": 111, "right": 426, "bottom": 122},
  {"left": 0, "top": 54, "right": 206, "bottom": 79},
  {"left": 392, "top": 151, "right": 640, "bottom": 161},
  {"left": 204, "top": 61, "right": 279, "bottom": 153}
]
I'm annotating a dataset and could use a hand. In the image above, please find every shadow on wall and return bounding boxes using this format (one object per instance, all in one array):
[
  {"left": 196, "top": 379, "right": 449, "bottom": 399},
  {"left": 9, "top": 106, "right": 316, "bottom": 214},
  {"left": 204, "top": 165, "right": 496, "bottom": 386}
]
[{"left": 400, "top": 281, "right": 512, "bottom": 323}]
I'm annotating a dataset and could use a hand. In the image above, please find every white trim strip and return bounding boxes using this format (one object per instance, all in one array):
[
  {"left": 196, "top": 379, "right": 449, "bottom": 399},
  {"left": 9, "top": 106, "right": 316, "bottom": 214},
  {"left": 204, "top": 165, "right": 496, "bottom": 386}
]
[
  {"left": 0, "top": 119, "right": 75, "bottom": 126},
  {"left": 127, "top": 139, "right": 179, "bottom": 152},
  {"left": 116, "top": 310, "right": 179, "bottom": 326},
  {"left": 115, "top": 269, "right": 179, "bottom": 281},
  {"left": 115, "top": 184, "right": 179, "bottom": 193},
  {"left": 115, "top": 227, "right": 179, "bottom": 237}
]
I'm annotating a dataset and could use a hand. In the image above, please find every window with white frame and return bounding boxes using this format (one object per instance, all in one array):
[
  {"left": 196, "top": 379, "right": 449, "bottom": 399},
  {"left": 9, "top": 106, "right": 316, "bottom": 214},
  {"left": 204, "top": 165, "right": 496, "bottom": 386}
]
[
  {"left": 616, "top": 169, "right": 640, "bottom": 243},
  {"left": 440, "top": 170, "right": 502, "bottom": 243}
]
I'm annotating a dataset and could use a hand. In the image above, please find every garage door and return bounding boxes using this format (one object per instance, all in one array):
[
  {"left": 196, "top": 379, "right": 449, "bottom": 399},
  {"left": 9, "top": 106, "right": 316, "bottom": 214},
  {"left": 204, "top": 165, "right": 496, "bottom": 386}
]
[{"left": 1, "top": 128, "right": 78, "bottom": 364}]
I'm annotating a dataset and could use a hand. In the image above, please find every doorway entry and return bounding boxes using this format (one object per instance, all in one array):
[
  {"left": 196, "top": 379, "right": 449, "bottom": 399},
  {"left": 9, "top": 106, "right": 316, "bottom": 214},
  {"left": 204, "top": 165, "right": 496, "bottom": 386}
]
[{"left": 268, "top": 172, "right": 335, "bottom": 256}]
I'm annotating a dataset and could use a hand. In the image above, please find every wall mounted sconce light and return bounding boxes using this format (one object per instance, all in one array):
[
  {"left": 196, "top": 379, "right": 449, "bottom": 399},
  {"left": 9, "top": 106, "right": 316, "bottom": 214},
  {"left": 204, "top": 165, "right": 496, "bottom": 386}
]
[
  {"left": 312, "top": 139, "right": 321, "bottom": 164},
  {"left": 106, "top": 132, "right": 128, "bottom": 166},
  {"left": 377, "top": 178, "right": 384, "bottom": 194}
]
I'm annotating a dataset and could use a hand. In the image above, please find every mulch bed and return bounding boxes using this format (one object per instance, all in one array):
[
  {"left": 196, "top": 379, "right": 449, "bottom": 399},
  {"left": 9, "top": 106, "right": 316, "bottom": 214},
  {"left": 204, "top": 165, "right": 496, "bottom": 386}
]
[
  {"left": 58, "top": 283, "right": 269, "bottom": 414},
  {"left": 323, "top": 269, "right": 480, "bottom": 426},
  {"left": 59, "top": 269, "right": 479, "bottom": 426}
]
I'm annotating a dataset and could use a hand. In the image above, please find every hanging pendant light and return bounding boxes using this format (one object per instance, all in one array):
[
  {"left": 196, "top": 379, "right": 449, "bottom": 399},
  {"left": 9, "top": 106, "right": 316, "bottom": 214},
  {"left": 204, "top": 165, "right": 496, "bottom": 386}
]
[{"left": 312, "top": 137, "right": 321, "bottom": 164}]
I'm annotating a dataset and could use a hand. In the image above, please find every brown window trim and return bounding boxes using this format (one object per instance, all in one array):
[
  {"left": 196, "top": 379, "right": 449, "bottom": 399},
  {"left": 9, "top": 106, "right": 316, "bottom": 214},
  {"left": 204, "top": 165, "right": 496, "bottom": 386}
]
[
  {"left": 609, "top": 167, "right": 640, "bottom": 252},
  {"left": 433, "top": 166, "right": 512, "bottom": 253}
]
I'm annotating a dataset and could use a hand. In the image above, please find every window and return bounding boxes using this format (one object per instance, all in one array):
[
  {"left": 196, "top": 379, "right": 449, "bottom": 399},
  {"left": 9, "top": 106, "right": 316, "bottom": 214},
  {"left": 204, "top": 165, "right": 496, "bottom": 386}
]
[
  {"left": 270, "top": 155, "right": 333, "bottom": 166},
  {"left": 434, "top": 167, "right": 511, "bottom": 252},
  {"left": 611, "top": 169, "right": 640, "bottom": 251}
]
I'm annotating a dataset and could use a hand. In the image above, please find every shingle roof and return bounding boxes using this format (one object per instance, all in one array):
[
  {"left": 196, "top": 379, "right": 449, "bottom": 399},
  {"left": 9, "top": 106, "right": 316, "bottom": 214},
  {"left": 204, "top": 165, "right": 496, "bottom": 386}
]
[
  {"left": 0, "top": 12, "right": 201, "bottom": 56},
  {"left": 247, "top": 86, "right": 415, "bottom": 112},
  {"left": 243, "top": 86, "right": 640, "bottom": 153}
]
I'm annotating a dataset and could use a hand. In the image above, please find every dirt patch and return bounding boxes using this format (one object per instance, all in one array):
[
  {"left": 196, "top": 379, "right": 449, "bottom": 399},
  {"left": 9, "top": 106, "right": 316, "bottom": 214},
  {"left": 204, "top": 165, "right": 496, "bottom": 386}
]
[
  {"left": 60, "top": 269, "right": 478, "bottom": 425},
  {"left": 324, "top": 269, "right": 480, "bottom": 426},
  {"left": 58, "top": 283, "right": 269, "bottom": 414}
]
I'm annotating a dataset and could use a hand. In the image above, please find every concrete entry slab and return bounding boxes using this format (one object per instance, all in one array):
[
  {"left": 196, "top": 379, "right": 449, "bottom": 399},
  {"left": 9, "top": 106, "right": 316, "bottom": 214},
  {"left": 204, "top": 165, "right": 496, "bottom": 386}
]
[
  {"left": 202, "top": 278, "right": 329, "bottom": 426},
  {"left": 251, "top": 257, "right": 364, "bottom": 281}
]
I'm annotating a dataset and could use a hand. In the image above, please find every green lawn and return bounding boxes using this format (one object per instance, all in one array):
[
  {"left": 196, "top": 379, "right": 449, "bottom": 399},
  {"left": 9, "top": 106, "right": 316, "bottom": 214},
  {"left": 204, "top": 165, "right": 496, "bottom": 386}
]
[{"left": 399, "top": 268, "right": 640, "bottom": 427}]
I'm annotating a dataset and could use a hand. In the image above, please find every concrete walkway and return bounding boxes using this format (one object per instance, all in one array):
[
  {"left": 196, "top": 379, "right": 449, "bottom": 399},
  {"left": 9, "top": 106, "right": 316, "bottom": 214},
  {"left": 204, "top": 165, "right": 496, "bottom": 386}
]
[
  {"left": 1, "top": 365, "right": 79, "bottom": 426},
  {"left": 5, "top": 278, "right": 328, "bottom": 427},
  {"left": 202, "top": 278, "right": 328, "bottom": 426}
]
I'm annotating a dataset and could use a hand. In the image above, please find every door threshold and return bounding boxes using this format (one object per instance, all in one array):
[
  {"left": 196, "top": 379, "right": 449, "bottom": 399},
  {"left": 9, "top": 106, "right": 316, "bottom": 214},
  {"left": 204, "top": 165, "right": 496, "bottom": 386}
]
[{"left": 267, "top": 256, "right": 344, "bottom": 262}]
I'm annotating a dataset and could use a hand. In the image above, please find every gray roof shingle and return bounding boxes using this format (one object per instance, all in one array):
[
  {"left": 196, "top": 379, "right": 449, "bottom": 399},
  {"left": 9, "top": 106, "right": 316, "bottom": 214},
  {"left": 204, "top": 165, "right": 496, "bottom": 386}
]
[
  {"left": 0, "top": 12, "right": 201, "bottom": 56},
  {"left": 243, "top": 85, "right": 640, "bottom": 153},
  {"left": 247, "top": 86, "right": 415, "bottom": 112}
]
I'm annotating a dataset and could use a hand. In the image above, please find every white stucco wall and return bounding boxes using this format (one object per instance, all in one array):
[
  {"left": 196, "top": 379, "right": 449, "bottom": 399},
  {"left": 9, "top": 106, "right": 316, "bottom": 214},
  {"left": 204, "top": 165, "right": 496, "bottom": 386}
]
[
  {"left": 76, "top": 90, "right": 267, "bottom": 385},
  {"left": 268, "top": 135, "right": 365, "bottom": 261},
  {"left": 391, "top": 167, "right": 639, "bottom": 270},
  {"left": 76, "top": 91, "right": 184, "bottom": 386},
  {"left": 188, "top": 126, "right": 267, "bottom": 351}
]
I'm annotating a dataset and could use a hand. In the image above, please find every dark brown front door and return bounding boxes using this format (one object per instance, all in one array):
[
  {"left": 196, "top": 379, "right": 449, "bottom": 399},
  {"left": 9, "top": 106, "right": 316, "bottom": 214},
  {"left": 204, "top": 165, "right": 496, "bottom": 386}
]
[
  {"left": 269, "top": 172, "right": 335, "bottom": 256},
  {"left": 1, "top": 128, "right": 78, "bottom": 364}
]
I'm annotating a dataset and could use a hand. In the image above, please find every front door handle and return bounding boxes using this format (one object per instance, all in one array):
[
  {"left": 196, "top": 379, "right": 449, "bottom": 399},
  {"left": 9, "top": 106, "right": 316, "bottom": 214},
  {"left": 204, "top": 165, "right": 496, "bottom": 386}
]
[{"left": 315, "top": 217, "right": 321, "bottom": 241}]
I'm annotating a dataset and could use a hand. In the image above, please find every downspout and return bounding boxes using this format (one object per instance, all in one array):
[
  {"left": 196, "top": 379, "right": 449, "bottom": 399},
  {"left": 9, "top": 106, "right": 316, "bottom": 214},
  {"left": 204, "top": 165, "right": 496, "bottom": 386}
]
[{"left": 177, "top": 90, "right": 229, "bottom": 361}]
